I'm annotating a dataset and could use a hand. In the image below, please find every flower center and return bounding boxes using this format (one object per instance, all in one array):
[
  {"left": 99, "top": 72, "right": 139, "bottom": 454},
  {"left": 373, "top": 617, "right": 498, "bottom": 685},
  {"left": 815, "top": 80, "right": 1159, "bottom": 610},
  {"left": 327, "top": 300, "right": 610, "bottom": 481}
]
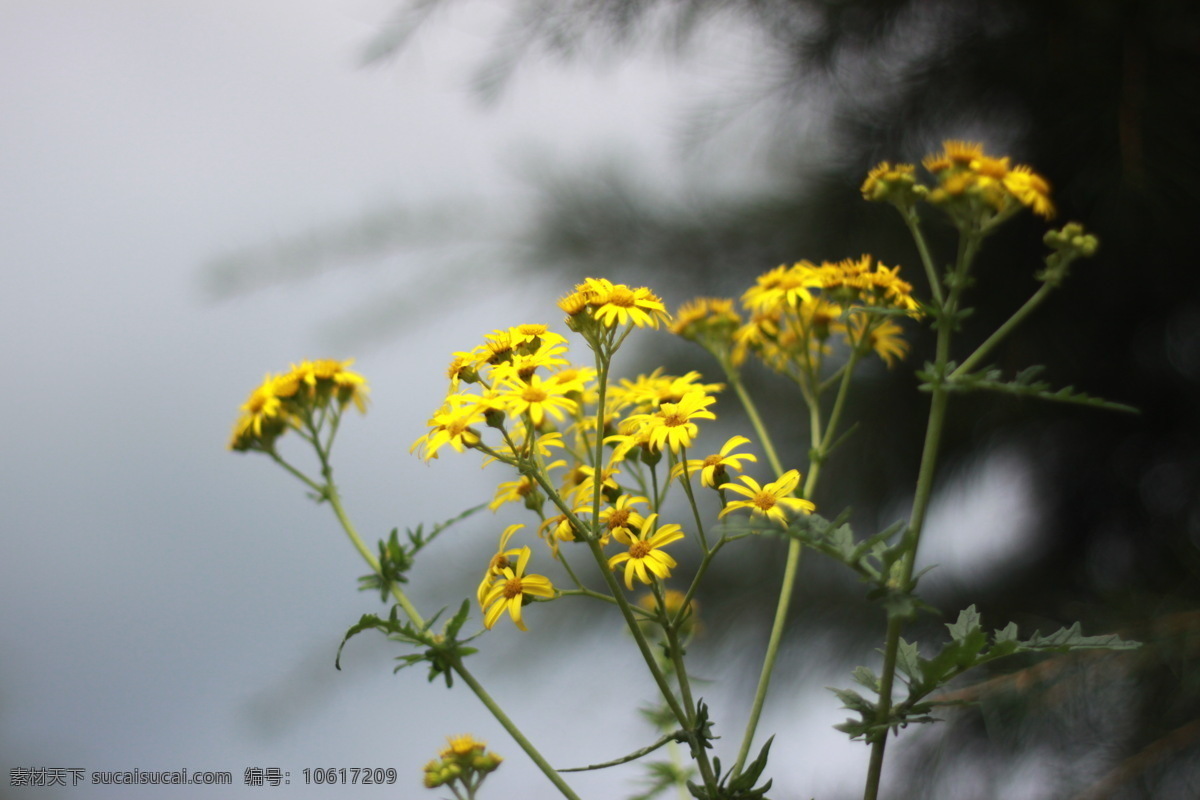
[
  {"left": 608, "top": 286, "right": 636, "bottom": 308},
  {"left": 522, "top": 386, "right": 548, "bottom": 403},
  {"left": 502, "top": 577, "right": 524, "bottom": 599},
  {"left": 753, "top": 493, "right": 777, "bottom": 511},
  {"left": 607, "top": 509, "right": 631, "bottom": 529},
  {"left": 661, "top": 411, "right": 687, "bottom": 427},
  {"left": 629, "top": 541, "right": 652, "bottom": 559}
]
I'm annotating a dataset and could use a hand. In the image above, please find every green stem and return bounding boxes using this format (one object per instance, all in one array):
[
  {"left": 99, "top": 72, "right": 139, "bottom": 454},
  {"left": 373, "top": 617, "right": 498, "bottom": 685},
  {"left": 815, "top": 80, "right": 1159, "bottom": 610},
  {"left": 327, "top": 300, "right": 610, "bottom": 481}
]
[
  {"left": 725, "top": 367, "right": 784, "bottom": 477},
  {"left": 862, "top": 228, "right": 980, "bottom": 800},
  {"left": 731, "top": 350, "right": 860, "bottom": 776},
  {"left": 903, "top": 209, "right": 945, "bottom": 307},
  {"left": 450, "top": 657, "right": 585, "bottom": 800},
  {"left": 304, "top": 432, "right": 580, "bottom": 800},
  {"left": 951, "top": 282, "right": 1053, "bottom": 379}
]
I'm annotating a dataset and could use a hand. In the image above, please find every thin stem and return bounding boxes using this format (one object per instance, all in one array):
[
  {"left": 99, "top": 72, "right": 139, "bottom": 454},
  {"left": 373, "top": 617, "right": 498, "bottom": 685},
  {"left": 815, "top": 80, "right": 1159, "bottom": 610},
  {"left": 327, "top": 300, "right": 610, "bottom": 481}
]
[
  {"left": 862, "top": 227, "right": 980, "bottom": 800},
  {"left": 451, "top": 657, "right": 585, "bottom": 800},
  {"left": 725, "top": 367, "right": 784, "bottom": 477},
  {"left": 903, "top": 208, "right": 945, "bottom": 307},
  {"left": 952, "top": 282, "right": 1053, "bottom": 379}
]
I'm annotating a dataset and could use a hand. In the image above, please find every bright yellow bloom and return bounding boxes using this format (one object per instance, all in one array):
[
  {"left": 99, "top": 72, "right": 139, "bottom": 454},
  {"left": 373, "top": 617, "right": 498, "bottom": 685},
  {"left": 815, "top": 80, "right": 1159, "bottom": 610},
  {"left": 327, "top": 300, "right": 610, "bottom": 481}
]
[
  {"left": 621, "top": 391, "right": 717, "bottom": 454},
  {"left": 480, "top": 546, "right": 555, "bottom": 631},
  {"left": 671, "top": 435, "right": 758, "bottom": 488},
  {"left": 607, "top": 514, "right": 686, "bottom": 590},
  {"left": 411, "top": 394, "right": 486, "bottom": 461},
  {"left": 568, "top": 277, "right": 672, "bottom": 329},
  {"left": 861, "top": 161, "right": 917, "bottom": 202},
  {"left": 441, "top": 734, "right": 488, "bottom": 759},
  {"left": 488, "top": 475, "right": 538, "bottom": 512},
  {"left": 288, "top": 358, "right": 370, "bottom": 412},
  {"left": 1003, "top": 164, "right": 1055, "bottom": 219},
  {"left": 847, "top": 316, "right": 909, "bottom": 367},
  {"left": 719, "top": 469, "right": 815, "bottom": 525},
  {"left": 229, "top": 360, "right": 369, "bottom": 451},
  {"left": 608, "top": 369, "right": 724, "bottom": 414},
  {"left": 229, "top": 372, "right": 289, "bottom": 450},
  {"left": 742, "top": 262, "right": 823, "bottom": 313},
  {"left": 599, "top": 494, "right": 649, "bottom": 540},
  {"left": 538, "top": 513, "right": 582, "bottom": 555},
  {"left": 476, "top": 524, "right": 525, "bottom": 605},
  {"left": 565, "top": 464, "right": 621, "bottom": 507},
  {"left": 425, "top": 735, "right": 502, "bottom": 789},
  {"left": 497, "top": 373, "right": 578, "bottom": 426}
]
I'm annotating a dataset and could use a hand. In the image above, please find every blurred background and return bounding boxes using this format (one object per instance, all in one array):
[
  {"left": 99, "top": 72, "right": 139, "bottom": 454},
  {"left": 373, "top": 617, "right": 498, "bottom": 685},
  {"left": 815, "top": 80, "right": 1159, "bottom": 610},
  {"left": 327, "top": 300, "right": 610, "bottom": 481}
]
[{"left": 3, "top": 1, "right": 1199, "bottom": 798}]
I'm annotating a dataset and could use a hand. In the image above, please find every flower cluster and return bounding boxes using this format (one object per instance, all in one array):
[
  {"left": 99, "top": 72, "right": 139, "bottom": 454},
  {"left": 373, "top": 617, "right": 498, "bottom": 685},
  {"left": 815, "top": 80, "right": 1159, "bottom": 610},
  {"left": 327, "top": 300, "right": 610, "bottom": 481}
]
[
  {"left": 863, "top": 139, "right": 1055, "bottom": 222},
  {"left": 228, "top": 359, "right": 368, "bottom": 452},
  {"left": 409, "top": 279, "right": 816, "bottom": 631},
  {"left": 422, "top": 734, "right": 502, "bottom": 791},
  {"left": 673, "top": 256, "right": 919, "bottom": 380}
]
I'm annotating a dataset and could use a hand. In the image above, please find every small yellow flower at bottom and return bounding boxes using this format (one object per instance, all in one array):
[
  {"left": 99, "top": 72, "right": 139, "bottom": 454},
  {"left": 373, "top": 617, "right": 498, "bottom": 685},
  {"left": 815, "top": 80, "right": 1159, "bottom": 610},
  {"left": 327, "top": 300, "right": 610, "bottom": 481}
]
[
  {"left": 719, "top": 469, "right": 815, "bottom": 526},
  {"left": 479, "top": 546, "right": 555, "bottom": 631}
]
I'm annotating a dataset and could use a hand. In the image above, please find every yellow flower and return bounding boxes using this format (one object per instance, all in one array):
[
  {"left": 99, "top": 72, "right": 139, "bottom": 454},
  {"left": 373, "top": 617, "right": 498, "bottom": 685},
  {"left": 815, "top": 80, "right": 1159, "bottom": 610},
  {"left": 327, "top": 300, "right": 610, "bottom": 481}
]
[
  {"left": 719, "top": 469, "right": 815, "bottom": 525},
  {"left": 288, "top": 358, "right": 370, "bottom": 412},
  {"left": 599, "top": 494, "right": 649, "bottom": 540},
  {"left": 621, "top": 391, "right": 717, "bottom": 454},
  {"left": 228, "top": 372, "right": 289, "bottom": 450},
  {"left": 1003, "top": 164, "right": 1055, "bottom": 219},
  {"left": 608, "top": 368, "right": 724, "bottom": 414},
  {"left": 441, "top": 734, "right": 487, "bottom": 759},
  {"left": 480, "top": 546, "right": 555, "bottom": 631},
  {"left": 671, "top": 435, "right": 758, "bottom": 488},
  {"left": 411, "top": 394, "right": 486, "bottom": 461},
  {"left": 861, "top": 161, "right": 917, "bottom": 202},
  {"left": 607, "top": 514, "right": 686, "bottom": 590},
  {"left": 742, "top": 262, "right": 822, "bottom": 314},
  {"left": 569, "top": 277, "right": 671, "bottom": 329},
  {"left": 477, "top": 524, "right": 525, "bottom": 606},
  {"left": 497, "top": 373, "right": 578, "bottom": 426},
  {"left": 847, "top": 316, "right": 909, "bottom": 368},
  {"left": 488, "top": 475, "right": 539, "bottom": 512}
]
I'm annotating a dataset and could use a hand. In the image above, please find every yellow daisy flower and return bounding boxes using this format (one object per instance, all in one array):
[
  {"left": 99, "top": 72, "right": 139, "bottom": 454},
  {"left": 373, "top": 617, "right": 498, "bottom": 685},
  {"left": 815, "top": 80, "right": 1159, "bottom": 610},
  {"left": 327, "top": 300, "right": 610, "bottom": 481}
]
[
  {"left": 497, "top": 374, "right": 578, "bottom": 427},
  {"left": 411, "top": 395, "right": 486, "bottom": 461},
  {"left": 671, "top": 435, "right": 758, "bottom": 488},
  {"left": 622, "top": 391, "right": 717, "bottom": 454},
  {"left": 607, "top": 514, "right": 686, "bottom": 590},
  {"left": 574, "top": 277, "right": 672, "bottom": 329},
  {"left": 476, "top": 524, "right": 525, "bottom": 606},
  {"left": 719, "top": 469, "right": 815, "bottom": 526},
  {"left": 479, "top": 546, "right": 555, "bottom": 631},
  {"left": 599, "top": 494, "right": 649, "bottom": 540}
]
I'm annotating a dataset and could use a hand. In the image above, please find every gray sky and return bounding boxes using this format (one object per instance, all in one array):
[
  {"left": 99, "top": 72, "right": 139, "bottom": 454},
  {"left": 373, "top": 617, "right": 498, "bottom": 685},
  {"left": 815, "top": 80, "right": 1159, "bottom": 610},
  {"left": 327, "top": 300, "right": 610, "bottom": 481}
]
[{"left": 1, "top": 3, "right": 1041, "bottom": 798}]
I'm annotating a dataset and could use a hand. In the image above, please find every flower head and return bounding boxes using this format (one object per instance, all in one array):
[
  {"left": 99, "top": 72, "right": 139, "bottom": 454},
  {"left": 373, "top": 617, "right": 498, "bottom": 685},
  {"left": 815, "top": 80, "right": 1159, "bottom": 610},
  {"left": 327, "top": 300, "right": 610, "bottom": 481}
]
[
  {"left": 411, "top": 394, "right": 486, "bottom": 461},
  {"left": 719, "top": 469, "right": 815, "bottom": 526},
  {"left": 479, "top": 546, "right": 555, "bottom": 631},
  {"left": 671, "top": 435, "right": 758, "bottom": 488},
  {"left": 607, "top": 514, "right": 686, "bottom": 590}
]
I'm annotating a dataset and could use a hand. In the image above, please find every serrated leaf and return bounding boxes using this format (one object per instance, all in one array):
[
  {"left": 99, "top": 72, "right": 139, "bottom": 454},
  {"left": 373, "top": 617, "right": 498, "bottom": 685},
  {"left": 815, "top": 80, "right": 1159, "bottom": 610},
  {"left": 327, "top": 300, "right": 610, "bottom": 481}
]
[
  {"left": 1019, "top": 622, "right": 1140, "bottom": 651},
  {"left": 828, "top": 687, "right": 875, "bottom": 715},
  {"left": 896, "top": 638, "right": 921, "bottom": 681},
  {"left": 852, "top": 665, "right": 881, "bottom": 692}
]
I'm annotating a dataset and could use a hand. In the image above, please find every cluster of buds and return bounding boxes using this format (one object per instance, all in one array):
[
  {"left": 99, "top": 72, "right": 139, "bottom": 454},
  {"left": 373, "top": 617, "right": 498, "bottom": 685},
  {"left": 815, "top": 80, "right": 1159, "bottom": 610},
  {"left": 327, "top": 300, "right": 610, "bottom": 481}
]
[
  {"left": 228, "top": 359, "right": 368, "bottom": 452},
  {"left": 422, "top": 735, "right": 502, "bottom": 793},
  {"left": 863, "top": 140, "right": 1057, "bottom": 228}
]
